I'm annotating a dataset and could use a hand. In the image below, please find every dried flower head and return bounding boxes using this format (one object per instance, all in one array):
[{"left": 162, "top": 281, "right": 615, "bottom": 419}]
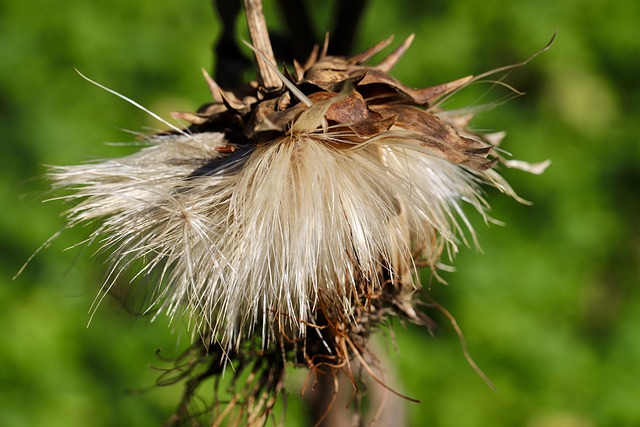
[{"left": 47, "top": 26, "right": 551, "bottom": 424}]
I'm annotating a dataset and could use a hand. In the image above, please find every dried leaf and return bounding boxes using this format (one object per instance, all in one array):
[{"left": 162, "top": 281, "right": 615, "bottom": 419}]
[
  {"left": 301, "top": 43, "right": 319, "bottom": 71},
  {"left": 348, "top": 35, "right": 395, "bottom": 65},
  {"left": 293, "top": 58, "right": 305, "bottom": 81},
  {"left": 373, "top": 105, "right": 492, "bottom": 153},
  {"left": 376, "top": 34, "right": 415, "bottom": 72},
  {"left": 349, "top": 116, "right": 396, "bottom": 138},
  {"left": 291, "top": 90, "right": 349, "bottom": 133},
  {"left": 200, "top": 67, "right": 224, "bottom": 104},
  {"left": 243, "top": 97, "right": 281, "bottom": 136},
  {"left": 413, "top": 75, "right": 473, "bottom": 105},
  {"left": 260, "top": 103, "right": 306, "bottom": 132},
  {"left": 324, "top": 91, "right": 382, "bottom": 125}
]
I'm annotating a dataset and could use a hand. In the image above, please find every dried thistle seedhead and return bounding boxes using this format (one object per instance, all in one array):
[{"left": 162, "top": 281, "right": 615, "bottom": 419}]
[
  {"left": 49, "top": 27, "right": 550, "bottom": 425},
  {"left": 53, "top": 36, "right": 523, "bottom": 347}
]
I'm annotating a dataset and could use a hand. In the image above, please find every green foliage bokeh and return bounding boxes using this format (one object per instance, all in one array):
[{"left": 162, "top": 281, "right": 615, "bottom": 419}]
[{"left": 1, "top": 0, "right": 638, "bottom": 426}]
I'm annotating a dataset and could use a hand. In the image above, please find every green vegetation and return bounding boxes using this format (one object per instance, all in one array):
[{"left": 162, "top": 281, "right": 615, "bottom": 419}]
[{"left": 1, "top": 0, "right": 638, "bottom": 425}]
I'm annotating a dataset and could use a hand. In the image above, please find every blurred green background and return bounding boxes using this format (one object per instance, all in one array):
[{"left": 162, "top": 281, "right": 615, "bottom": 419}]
[{"left": 1, "top": 0, "right": 638, "bottom": 426}]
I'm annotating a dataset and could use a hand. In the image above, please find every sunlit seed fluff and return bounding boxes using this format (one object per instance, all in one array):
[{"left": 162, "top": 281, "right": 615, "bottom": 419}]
[
  {"left": 52, "top": 128, "right": 501, "bottom": 347},
  {"left": 50, "top": 36, "right": 549, "bottom": 350}
]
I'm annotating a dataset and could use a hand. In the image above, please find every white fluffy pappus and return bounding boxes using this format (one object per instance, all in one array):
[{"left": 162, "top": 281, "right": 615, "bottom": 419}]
[{"left": 50, "top": 106, "right": 521, "bottom": 350}]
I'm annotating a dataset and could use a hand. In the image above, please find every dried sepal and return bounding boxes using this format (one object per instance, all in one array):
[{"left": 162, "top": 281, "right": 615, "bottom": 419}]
[
  {"left": 372, "top": 104, "right": 495, "bottom": 169},
  {"left": 348, "top": 35, "right": 395, "bottom": 65},
  {"left": 375, "top": 34, "right": 415, "bottom": 72}
]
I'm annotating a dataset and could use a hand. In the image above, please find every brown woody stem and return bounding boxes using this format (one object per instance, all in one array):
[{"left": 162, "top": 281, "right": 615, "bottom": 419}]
[{"left": 243, "top": 0, "right": 282, "bottom": 90}]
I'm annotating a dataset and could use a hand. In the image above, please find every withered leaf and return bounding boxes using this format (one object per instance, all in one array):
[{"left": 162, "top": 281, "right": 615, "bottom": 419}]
[
  {"left": 482, "top": 131, "right": 506, "bottom": 147},
  {"left": 220, "top": 90, "right": 250, "bottom": 114},
  {"left": 501, "top": 158, "right": 551, "bottom": 175},
  {"left": 373, "top": 104, "right": 496, "bottom": 170},
  {"left": 304, "top": 91, "right": 394, "bottom": 138},
  {"left": 348, "top": 35, "right": 395, "bottom": 65},
  {"left": 376, "top": 34, "right": 415, "bottom": 72},
  {"left": 373, "top": 105, "right": 491, "bottom": 152},
  {"left": 303, "top": 69, "right": 351, "bottom": 91},
  {"left": 357, "top": 70, "right": 472, "bottom": 106},
  {"left": 323, "top": 91, "right": 382, "bottom": 124},
  {"left": 282, "top": 64, "right": 298, "bottom": 86},
  {"left": 197, "top": 102, "right": 229, "bottom": 116},
  {"left": 302, "top": 57, "right": 352, "bottom": 91},
  {"left": 260, "top": 103, "right": 306, "bottom": 132},
  {"left": 349, "top": 116, "right": 396, "bottom": 139},
  {"left": 243, "top": 97, "right": 281, "bottom": 137},
  {"left": 357, "top": 69, "right": 416, "bottom": 102},
  {"left": 396, "top": 133, "right": 497, "bottom": 170},
  {"left": 410, "top": 75, "right": 473, "bottom": 105}
]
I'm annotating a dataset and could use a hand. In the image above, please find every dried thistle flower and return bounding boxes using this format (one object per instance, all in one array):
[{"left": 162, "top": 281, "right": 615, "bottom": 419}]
[
  {"left": 53, "top": 35, "right": 546, "bottom": 347},
  {"left": 45, "top": 17, "right": 551, "bottom": 424}
]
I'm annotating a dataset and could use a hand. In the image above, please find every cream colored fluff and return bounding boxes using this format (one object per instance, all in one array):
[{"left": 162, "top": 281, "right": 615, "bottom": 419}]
[{"left": 51, "top": 119, "right": 519, "bottom": 349}]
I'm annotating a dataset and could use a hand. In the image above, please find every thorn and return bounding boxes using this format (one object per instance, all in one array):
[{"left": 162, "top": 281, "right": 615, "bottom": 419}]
[
  {"left": 321, "top": 32, "right": 330, "bottom": 58},
  {"left": 349, "top": 35, "right": 395, "bottom": 65},
  {"left": 302, "top": 44, "right": 319, "bottom": 71},
  {"left": 200, "top": 67, "right": 224, "bottom": 103},
  {"left": 377, "top": 34, "right": 415, "bottom": 72}
]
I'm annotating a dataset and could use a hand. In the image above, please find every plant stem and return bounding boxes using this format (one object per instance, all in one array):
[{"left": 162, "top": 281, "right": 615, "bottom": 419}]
[{"left": 243, "top": 0, "right": 282, "bottom": 89}]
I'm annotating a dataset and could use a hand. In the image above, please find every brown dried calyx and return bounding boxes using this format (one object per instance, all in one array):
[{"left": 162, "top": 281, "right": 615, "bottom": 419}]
[{"left": 172, "top": 34, "right": 501, "bottom": 172}]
